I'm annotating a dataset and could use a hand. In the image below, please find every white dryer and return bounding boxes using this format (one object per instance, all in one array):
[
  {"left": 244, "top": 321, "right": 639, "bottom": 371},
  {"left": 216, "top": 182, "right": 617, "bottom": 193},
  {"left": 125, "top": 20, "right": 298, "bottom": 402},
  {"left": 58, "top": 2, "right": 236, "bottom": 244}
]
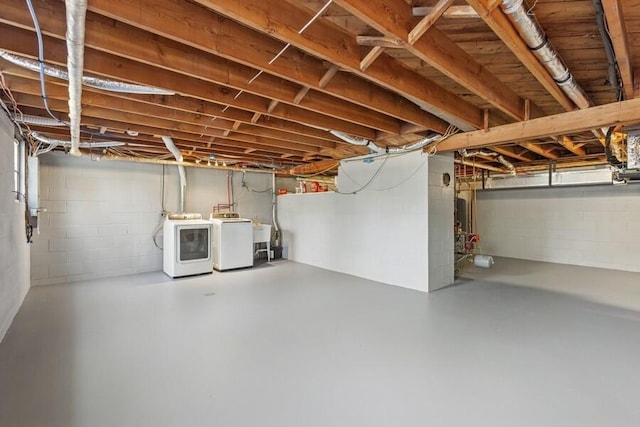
[
  {"left": 210, "top": 216, "right": 254, "bottom": 271},
  {"left": 163, "top": 218, "right": 213, "bottom": 278}
]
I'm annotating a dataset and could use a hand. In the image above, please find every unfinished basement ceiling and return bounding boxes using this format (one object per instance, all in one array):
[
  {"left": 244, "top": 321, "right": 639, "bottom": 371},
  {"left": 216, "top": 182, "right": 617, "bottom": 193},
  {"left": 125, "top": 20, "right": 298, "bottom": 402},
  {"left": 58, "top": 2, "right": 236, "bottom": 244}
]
[{"left": 1, "top": 0, "right": 639, "bottom": 175}]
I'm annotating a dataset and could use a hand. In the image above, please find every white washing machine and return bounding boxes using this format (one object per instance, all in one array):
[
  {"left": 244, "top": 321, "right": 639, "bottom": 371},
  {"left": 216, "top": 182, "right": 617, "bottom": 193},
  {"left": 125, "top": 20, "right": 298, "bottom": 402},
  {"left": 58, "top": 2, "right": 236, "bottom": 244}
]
[
  {"left": 210, "top": 216, "right": 254, "bottom": 271},
  {"left": 163, "top": 218, "right": 213, "bottom": 278}
]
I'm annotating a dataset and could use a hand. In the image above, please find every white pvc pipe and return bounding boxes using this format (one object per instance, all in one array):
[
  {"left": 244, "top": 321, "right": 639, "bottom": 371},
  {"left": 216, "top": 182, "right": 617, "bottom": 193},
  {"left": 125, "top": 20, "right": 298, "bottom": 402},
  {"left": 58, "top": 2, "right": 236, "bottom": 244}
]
[
  {"left": 161, "top": 136, "right": 186, "bottom": 213},
  {"left": 271, "top": 171, "right": 280, "bottom": 246},
  {"left": 65, "top": 0, "right": 88, "bottom": 156}
]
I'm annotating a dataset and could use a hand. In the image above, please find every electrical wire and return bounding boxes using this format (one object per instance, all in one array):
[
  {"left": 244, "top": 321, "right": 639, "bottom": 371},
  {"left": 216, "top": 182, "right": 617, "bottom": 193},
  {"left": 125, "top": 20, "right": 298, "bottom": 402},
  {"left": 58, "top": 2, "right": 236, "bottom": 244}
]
[
  {"left": 370, "top": 159, "right": 427, "bottom": 192},
  {"left": 335, "top": 155, "right": 389, "bottom": 195},
  {"left": 20, "top": 0, "right": 153, "bottom": 146},
  {"left": 25, "top": 0, "right": 67, "bottom": 126},
  {"left": 334, "top": 124, "right": 460, "bottom": 194},
  {"left": 241, "top": 171, "right": 272, "bottom": 193}
]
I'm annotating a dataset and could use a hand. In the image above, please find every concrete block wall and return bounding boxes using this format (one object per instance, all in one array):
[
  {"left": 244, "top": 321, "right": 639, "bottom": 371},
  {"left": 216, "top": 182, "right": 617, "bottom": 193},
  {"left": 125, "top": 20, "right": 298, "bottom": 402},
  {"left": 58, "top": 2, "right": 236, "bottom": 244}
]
[
  {"left": 186, "top": 168, "right": 273, "bottom": 224},
  {"left": 476, "top": 185, "right": 640, "bottom": 272},
  {"left": 0, "top": 111, "right": 30, "bottom": 341},
  {"left": 31, "top": 153, "right": 274, "bottom": 285},
  {"left": 278, "top": 151, "right": 430, "bottom": 292},
  {"left": 428, "top": 154, "right": 454, "bottom": 291}
]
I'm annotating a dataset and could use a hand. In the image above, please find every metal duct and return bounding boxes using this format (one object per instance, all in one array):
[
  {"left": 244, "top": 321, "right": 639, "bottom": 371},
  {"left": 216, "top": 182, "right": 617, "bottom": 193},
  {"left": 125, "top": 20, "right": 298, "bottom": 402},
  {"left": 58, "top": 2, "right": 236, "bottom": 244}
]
[
  {"left": 65, "top": 0, "right": 88, "bottom": 156},
  {"left": 12, "top": 114, "right": 66, "bottom": 126},
  {"left": 31, "top": 131, "right": 125, "bottom": 148},
  {"left": 627, "top": 132, "right": 640, "bottom": 169},
  {"left": 330, "top": 130, "right": 441, "bottom": 154},
  {"left": 161, "top": 136, "right": 186, "bottom": 213},
  {"left": 501, "top": 0, "right": 592, "bottom": 109},
  {"left": 330, "top": 130, "right": 372, "bottom": 147},
  {"left": 459, "top": 149, "right": 516, "bottom": 175},
  {"left": 0, "top": 50, "right": 175, "bottom": 95}
]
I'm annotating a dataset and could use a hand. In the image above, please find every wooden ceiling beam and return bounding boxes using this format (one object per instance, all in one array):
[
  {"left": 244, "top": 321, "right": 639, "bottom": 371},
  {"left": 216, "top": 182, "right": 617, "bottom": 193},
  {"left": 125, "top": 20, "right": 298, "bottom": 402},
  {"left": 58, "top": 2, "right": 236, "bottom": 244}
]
[
  {"left": 3, "top": 64, "right": 343, "bottom": 145},
  {"left": 192, "top": 0, "right": 484, "bottom": 130},
  {"left": 355, "top": 36, "right": 405, "bottom": 48},
  {"left": 0, "top": 2, "right": 402, "bottom": 135},
  {"left": 289, "top": 159, "right": 340, "bottom": 176},
  {"left": 13, "top": 94, "right": 324, "bottom": 155},
  {"left": 413, "top": 5, "right": 479, "bottom": 18},
  {"left": 465, "top": 0, "right": 577, "bottom": 111},
  {"left": 408, "top": 0, "right": 455, "bottom": 45},
  {"left": 0, "top": 25, "right": 374, "bottom": 140},
  {"left": 436, "top": 97, "right": 640, "bottom": 152},
  {"left": 360, "top": 46, "right": 385, "bottom": 72},
  {"left": 5, "top": 75, "right": 336, "bottom": 150},
  {"left": 18, "top": 106, "right": 225, "bottom": 148},
  {"left": 318, "top": 65, "right": 340, "bottom": 89},
  {"left": 491, "top": 146, "right": 536, "bottom": 163},
  {"left": 559, "top": 136, "right": 587, "bottom": 156},
  {"left": 601, "top": 0, "right": 634, "bottom": 100},
  {"left": 80, "top": 0, "right": 448, "bottom": 134},
  {"left": 455, "top": 158, "right": 510, "bottom": 173},
  {"left": 335, "top": 0, "right": 535, "bottom": 121},
  {"left": 518, "top": 142, "right": 558, "bottom": 159}
]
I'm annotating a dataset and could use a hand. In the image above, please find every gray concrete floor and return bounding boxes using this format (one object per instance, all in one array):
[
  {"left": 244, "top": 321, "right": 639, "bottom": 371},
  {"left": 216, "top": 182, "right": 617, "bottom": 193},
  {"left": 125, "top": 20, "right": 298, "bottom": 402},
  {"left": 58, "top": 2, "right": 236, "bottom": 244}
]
[{"left": 1, "top": 258, "right": 639, "bottom": 427}]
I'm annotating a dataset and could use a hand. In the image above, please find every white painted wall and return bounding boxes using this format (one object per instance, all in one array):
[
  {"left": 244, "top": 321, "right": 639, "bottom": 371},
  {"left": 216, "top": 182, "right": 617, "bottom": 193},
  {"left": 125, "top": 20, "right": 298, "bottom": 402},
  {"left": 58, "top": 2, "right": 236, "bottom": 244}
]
[
  {"left": 476, "top": 185, "right": 640, "bottom": 272},
  {"left": 278, "top": 151, "right": 430, "bottom": 291},
  {"left": 428, "top": 154, "right": 455, "bottom": 291},
  {"left": 0, "top": 111, "right": 30, "bottom": 342},
  {"left": 31, "top": 153, "right": 273, "bottom": 285}
]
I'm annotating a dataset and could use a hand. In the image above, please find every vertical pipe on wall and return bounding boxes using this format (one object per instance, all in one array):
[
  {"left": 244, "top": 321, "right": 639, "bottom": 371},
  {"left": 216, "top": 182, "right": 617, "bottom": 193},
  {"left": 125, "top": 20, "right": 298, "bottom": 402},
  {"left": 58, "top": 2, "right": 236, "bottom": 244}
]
[
  {"left": 272, "top": 171, "right": 280, "bottom": 246},
  {"left": 160, "top": 136, "right": 186, "bottom": 213}
]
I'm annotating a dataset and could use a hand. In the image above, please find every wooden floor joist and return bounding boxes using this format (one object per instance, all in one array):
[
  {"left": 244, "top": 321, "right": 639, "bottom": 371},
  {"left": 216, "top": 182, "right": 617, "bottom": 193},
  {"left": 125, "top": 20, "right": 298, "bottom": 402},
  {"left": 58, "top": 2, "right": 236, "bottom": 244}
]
[{"left": 436, "top": 98, "right": 640, "bottom": 152}]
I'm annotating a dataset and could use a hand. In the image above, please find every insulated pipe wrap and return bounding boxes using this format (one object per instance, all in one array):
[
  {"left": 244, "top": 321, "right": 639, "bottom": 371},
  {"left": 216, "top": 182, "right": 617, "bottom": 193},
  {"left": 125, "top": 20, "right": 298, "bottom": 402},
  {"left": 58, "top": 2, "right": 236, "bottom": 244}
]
[
  {"left": 500, "top": 0, "right": 592, "bottom": 109},
  {"left": 458, "top": 149, "right": 516, "bottom": 175},
  {"left": 12, "top": 114, "right": 66, "bottom": 127},
  {"left": 65, "top": 0, "right": 88, "bottom": 156},
  {"left": 0, "top": 50, "right": 174, "bottom": 95},
  {"left": 331, "top": 130, "right": 441, "bottom": 154}
]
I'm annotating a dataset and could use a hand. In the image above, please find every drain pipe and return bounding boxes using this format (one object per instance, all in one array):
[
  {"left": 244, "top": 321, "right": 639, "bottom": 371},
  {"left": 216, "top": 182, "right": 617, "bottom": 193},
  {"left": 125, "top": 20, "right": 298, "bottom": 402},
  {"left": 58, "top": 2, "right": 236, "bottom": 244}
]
[
  {"left": 271, "top": 171, "right": 280, "bottom": 246},
  {"left": 161, "top": 136, "right": 186, "bottom": 213},
  {"left": 330, "top": 131, "right": 441, "bottom": 154},
  {"left": 65, "top": 0, "right": 88, "bottom": 156},
  {"left": 459, "top": 149, "right": 516, "bottom": 175},
  {"left": 500, "top": 0, "right": 592, "bottom": 109}
]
